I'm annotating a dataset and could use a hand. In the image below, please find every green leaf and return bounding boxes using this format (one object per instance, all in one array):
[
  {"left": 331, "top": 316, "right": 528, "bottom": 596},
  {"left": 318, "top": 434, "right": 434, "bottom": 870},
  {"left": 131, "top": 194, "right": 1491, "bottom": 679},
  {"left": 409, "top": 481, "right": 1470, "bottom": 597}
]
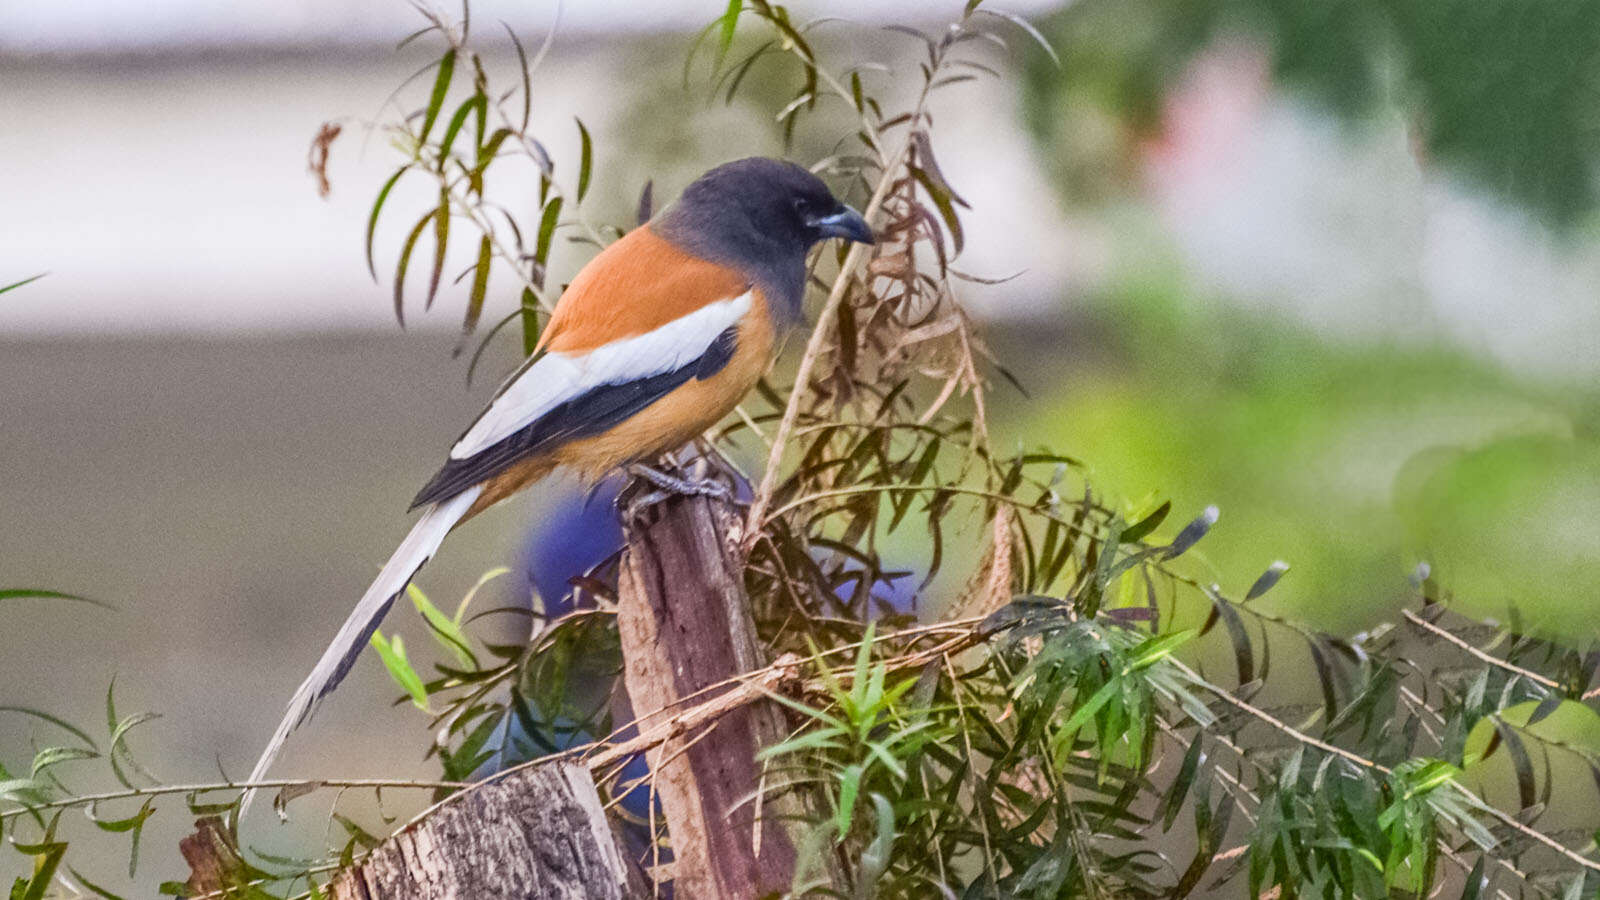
[
  {"left": 13, "top": 841, "right": 65, "bottom": 900},
  {"left": 418, "top": 49, "right": 456, "bottom": 143},
  {"left": 1120, "top": 500, "right": 1171, "bottom": 543},
  {"left": 393, "top": 206, "right": 434, "bottom": 325},
  {"left": 437, "top": 93, "right": 485, "bottom": 167},
  {"left": 519, "top": 287, "right": 541, "bottom": 357},
  {"left": 426, "top": 187, "right": 450, "bottom": 309},
  {"left": 30, "top": 746, "right": 97, "bottom": 778},
  {"left": 456, "top": 234, "right": 493, "bottom": 352},
  {"left": 0, "top": 588, "right": 113, "bottom": 610},
  {"left": 408, "top": 583, "right": 475, "bottom": 669},
  {"left": 575, "top": 117, "right": 593, "bottom": 203},
  {"left": 1129, "top": 628, "right": 1195, "bottom": 670},
  {"left": 1060, "top": 678, "right": 1117, "bottom": 737},
  {"left": 364, "top": 166, "right": 409, "bottom": 280},
  {"left": 909, "top": 165, "right": 964, "bottom": 256},
  {"left": 717, "top": 0, "right": 742, "bottom": 60},
  {"left": 858, "top": 793, "right": 895, "bottom": 895},
  {"left": 0, "top": 273, "right": 46, "bottom": 296},
  {"left": 67, "top": 867, "right": 129, "bottom": 900},
  {"left": 836, "top": 762, "right": 863, "bottom": 837},
  {"left": 370, "top": 631, "right": 430, "bottom": 711},
  {"left": 1160, "top": 736, "right": 1205, "bottom": 831},
  {"left": 535, "top": 197, "right": 563, "bottom": 267},
  {"left": 973, "top": 8, "right": 1060, "bottom": 67},
  {"left": 1492, "top": 718, "right": 1536, "bottom": 810},
  {"left": 1459, "top": 855, "right": 1487, "bottom": 900}
]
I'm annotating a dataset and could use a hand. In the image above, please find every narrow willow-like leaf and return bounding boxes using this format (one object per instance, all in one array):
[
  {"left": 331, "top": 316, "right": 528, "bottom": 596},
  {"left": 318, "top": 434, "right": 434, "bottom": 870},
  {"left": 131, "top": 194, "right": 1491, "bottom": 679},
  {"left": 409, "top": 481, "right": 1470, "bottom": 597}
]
[
  {"left": 393, "top": 207, "right": 434, "bottom": 325},
  {"left": 519, "top": 287, "right": 541, "bottom": 357},
  {"left": 535, "top": 197, "right": 563, "bottom": 269},
  {"left": 910, "top": 165, "right": 964, "bottom": 255},
  {"left": 426, "top": 187, "right": 450, "bottom": 309},
  {"left": 0, "top": 272, "right": 46, "bottom": 295},
  {"left": 575, "top": 117, "right": 594, "bottom": 202},
  {"left": 973, "top": 8, "right": 1061, "bottom": 67},
  {"left": 370, "top": 631, "right": 430, "bottom": 711},
  {"left": 1120, "top": 500, "right": 1171, "bottom": 544},
  {"left": 1492, "top": 718, "right": 1536, "bottom": 810},
  {"left": 456, "top": 234, "right": 493, "bottom": 351},
  {"left": 717, "top": 0, "right": 742, "bottom": 60},
  {"left": 437, "top": 92, "right": 485, "bottom": 167},
  {"left": 418, "top": 49, "right": 456, "bottom": 143},
  {"left": 0, "top": 588, "right": 113, "bottom": 610},
  {"left": 503, "top": 23, "right": 532, "bottom": 131},
  {"left": 0, "top": 706, "right": 98, "bottom": 750},
  {"left": 1201, "top": 593, "right": 1254, "bottom": 685},
  {"left": 365, "top": 166, "right": 409, "bottom": 280},
  {"left": 1160, "top": 737, "right": 1205, "bottom": 832}
]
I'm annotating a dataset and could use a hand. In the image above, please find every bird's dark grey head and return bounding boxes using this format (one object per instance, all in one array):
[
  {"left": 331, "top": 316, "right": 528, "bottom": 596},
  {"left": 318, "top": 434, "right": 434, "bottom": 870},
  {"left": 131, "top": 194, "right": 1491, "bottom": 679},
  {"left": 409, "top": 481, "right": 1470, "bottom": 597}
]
[{"left": 654, "top": 157, "right": 874, "bottom": 323}]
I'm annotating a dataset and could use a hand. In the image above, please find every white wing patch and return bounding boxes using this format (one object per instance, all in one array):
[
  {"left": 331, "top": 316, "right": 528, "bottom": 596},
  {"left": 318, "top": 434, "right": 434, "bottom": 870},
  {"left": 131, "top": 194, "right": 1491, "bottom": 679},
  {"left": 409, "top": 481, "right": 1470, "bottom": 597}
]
[{"left": 449, "top": 291, "right": 753, "bottom": 460}]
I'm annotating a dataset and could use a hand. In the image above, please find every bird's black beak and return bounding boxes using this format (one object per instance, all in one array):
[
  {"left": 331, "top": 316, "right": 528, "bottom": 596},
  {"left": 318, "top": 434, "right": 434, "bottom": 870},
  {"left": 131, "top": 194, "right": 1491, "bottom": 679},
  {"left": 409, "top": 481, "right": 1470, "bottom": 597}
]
[{"left": 810, "top": 205, "right": 875, "bottom": 245}]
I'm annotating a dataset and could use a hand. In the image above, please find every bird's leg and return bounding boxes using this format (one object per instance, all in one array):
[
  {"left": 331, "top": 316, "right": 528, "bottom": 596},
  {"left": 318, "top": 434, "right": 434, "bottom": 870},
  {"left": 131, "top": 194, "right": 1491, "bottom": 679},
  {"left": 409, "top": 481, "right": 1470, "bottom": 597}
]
[{"left": 624, "top": 462, "right": 732, "bottom": 511}]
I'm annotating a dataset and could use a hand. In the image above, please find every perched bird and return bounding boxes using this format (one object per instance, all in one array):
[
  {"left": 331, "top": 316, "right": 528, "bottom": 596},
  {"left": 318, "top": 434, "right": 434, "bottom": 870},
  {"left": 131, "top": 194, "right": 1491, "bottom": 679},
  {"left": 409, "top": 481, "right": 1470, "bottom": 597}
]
[{"left": 245, "top": 158, "right": 874, "bottom": 793}]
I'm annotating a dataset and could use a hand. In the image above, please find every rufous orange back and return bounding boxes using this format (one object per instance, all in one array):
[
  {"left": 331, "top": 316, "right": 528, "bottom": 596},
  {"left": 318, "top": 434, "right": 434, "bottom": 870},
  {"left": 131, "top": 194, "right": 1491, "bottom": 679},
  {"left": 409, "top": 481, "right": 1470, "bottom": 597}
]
[{"left": 538, "top": 225, "right": 751, "bottom": 354}]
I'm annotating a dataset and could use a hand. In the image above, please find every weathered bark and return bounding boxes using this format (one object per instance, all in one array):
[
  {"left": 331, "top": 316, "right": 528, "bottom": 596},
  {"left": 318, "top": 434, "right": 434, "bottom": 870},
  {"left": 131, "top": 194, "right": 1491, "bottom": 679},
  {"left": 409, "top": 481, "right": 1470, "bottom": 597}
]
[
  {"left": 329, "top": 759, "right": 645, "bottom": 900},
  {"left": 616, "top": 494, "right": 799, "bottom": 898}
]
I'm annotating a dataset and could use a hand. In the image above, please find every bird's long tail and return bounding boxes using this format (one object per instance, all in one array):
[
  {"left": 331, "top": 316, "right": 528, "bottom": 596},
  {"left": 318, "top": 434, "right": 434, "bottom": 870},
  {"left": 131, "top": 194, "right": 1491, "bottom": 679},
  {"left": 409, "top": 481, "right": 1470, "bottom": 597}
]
[{"left": 243, "top": 485, "right": 482, "bottom": 808}]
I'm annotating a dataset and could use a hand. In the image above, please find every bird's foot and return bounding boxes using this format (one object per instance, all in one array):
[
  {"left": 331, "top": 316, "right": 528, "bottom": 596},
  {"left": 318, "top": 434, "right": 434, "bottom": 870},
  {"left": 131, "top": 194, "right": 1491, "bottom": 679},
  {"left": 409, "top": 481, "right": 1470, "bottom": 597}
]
[{"left": 620, "top": 463, "right": 732, "bottom": 516}]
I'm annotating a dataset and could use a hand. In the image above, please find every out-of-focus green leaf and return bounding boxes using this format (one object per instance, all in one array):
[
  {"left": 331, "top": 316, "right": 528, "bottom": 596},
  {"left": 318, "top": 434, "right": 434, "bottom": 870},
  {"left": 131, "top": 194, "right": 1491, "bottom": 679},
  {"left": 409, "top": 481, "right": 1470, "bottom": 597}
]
[
  {"left": 575, "top": 117, "right": 593, "bottom": 203},
  {"left": 67, "top": 867, "right": 129, "bottom": 900},
  {"left": 30, "top": 746, "right": 96, "bottom": 778},
  {"left": 371, "top": 631, "right": 430, "bottom": 711},
  {"left": 1120, "top": 500, "right": 1171, "bottom": 544},
  {"left": 437, "top": 92, "right": 486, "bottom": 166},
  {"left": 456, "top": 234, "right": 493, "bottom": 352},
  {"left": 418, "top": 49, "right": 456, "bottom": 143},
  {"left": 407, "top": 583, "right": 476, "bottom": 669},
  {"left": 520, "top": 287, "right": 541, "bottom": 357},
  {"left": 0, "top": 588, "right": 112, "bottom": 610},
  {"left": 535, "top": 197, "right": 563, "bottom": 268},
  {"left": 365, "top": 166, "right": 409, "bottom": 281},
  {"left": 426, "top": 187, "right": 450, "bottom": 309},
  {"left": 0, "top": 707, "right": 97, "bottom": 750},
  {"left": 393, "top": 206, "right": 434, "bottom": 325},
  {"left": 717, "top": 0, "right": 742, "bottom": 59},
  {"left": 0, "top": 273, "right": 46, "bottom": 296}
]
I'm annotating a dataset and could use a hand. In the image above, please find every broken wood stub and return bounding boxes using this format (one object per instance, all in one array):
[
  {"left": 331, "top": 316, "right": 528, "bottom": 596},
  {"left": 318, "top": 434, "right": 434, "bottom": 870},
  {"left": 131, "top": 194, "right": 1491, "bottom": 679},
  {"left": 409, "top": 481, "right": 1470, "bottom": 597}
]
[
  {"left": 329, "top": 759, "right": 644, "bottom": 900},
  {"left": 617, "top": 493, "right": 799, "bottom": 899}
]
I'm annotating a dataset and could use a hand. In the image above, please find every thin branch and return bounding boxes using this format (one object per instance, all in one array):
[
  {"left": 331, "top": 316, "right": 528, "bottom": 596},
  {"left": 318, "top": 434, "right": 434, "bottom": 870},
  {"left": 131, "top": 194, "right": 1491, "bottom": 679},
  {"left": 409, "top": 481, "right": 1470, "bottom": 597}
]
[
  {"left": 1, "top": 776, "right": 467, "bottom": 823},
  {"left": 1401, "top": 609, "right": 1562, "bottom": 692}
]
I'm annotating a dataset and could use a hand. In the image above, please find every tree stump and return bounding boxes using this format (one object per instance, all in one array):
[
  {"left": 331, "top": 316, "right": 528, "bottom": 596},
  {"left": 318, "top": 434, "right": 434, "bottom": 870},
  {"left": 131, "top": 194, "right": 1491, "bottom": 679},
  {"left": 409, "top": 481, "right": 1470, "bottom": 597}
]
[
  {"left": 329, "top": 759, "right": 645, "bottom": 900},
  {"left": 616, "top": 494, "right": 799, "bottom": 898}
]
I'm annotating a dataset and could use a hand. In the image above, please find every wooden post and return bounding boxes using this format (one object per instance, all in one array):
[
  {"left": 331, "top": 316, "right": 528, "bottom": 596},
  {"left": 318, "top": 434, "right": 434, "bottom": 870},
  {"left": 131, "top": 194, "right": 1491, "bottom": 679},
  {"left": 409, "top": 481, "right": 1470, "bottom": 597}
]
[
  {"left": 616, "top": 494, "right": 799, "bottom": 898},
  {"left": 329, "top": 759, "right": 646, "bottom": 900}
]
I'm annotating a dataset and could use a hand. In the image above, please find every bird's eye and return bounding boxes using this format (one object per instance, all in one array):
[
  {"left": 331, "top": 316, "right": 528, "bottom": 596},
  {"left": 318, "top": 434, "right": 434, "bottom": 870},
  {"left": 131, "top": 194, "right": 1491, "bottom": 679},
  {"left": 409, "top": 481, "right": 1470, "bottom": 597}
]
[{"left": 793, "top": 197, "right": 809, "bottom": 215}]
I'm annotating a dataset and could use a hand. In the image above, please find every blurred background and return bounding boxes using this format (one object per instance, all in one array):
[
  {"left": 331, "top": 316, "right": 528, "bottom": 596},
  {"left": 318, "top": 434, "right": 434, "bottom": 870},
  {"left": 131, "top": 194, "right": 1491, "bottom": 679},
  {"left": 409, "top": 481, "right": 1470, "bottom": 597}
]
[{"left": 4, "top": 0, "right": 1599, "bottom": 889}]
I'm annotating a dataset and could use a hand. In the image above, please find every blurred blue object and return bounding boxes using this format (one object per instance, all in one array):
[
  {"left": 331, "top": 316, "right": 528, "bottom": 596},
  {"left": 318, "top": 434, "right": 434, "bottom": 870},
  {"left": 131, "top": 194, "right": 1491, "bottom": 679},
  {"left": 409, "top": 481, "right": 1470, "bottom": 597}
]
[{"left": 521, "top": 479, "right": 625, "bottom": 616}]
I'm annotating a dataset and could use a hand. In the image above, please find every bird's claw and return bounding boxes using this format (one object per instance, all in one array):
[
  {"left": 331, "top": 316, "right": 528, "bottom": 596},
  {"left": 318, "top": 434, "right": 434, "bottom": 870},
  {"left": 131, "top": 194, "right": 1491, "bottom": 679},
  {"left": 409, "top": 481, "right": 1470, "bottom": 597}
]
[{"left": 620, "top": 463, "right": 732, "bottom": 516}]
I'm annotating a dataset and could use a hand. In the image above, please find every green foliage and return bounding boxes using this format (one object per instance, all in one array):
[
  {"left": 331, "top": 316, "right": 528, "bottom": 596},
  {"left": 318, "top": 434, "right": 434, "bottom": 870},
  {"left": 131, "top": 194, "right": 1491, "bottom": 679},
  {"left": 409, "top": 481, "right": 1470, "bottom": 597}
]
[{"left": 1021, "top": 0, "right": 1600, "bottom": 227}]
